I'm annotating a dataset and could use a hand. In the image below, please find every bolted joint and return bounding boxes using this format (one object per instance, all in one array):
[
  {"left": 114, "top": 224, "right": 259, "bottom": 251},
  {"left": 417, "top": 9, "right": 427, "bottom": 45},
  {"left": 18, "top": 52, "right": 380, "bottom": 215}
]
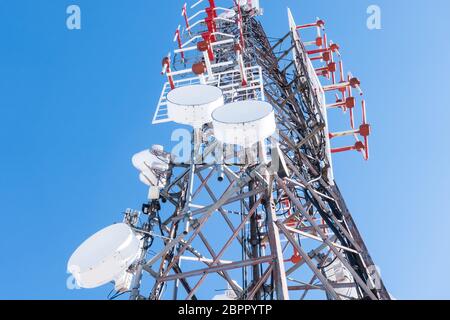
[
  {"left": 328, "top": 62, "right": 337, "bottom": 73},
  {"left": 315, "top": 36, "right": 323, "bottom": 47},
  {"left": 197, "top": 41, "right": 209, "bottom": 52},
  {"left": 329, "top": 43, "right": 340, "bottom": 52},
  {"left": 355, "top": 141, "right": 365, "bottom": 152},
  {"left": 345, "top": 96, "right": 356, "bottom": 109},
  {"left": 350, "top": 77, "right": 361, "bottom": 88},
  {"left": 192, "top": 61, "right": 206, "bottom": 75},
  {"left": 359, "top": 123, "right": 371, "bottom": 137},
  {"left": 161, "top": 57, "right": 169, "bottom": 67}
]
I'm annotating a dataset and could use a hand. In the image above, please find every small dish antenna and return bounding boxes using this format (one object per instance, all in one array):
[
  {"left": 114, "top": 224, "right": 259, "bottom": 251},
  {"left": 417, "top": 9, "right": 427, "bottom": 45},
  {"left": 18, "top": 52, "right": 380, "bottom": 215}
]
[
  {"left": 212, "top": 100, "right": 276, "bottom": 147},
  {"left": 67, "top": 223, "right": 141, "bottom": 289},
  {"left": 167, "top": 84, "right": 224, "bottom": 128}
]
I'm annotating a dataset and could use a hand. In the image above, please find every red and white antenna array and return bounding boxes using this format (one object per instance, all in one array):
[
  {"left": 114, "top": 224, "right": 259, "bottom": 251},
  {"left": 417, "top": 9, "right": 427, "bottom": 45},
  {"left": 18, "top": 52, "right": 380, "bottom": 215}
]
[{"left": 293, "top": 13, "right": 371, "bottom": 161}]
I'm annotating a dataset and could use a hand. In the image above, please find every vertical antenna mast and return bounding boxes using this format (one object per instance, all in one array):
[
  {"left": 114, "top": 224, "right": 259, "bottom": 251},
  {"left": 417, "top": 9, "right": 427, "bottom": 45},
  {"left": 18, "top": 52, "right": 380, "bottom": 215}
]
[{"left": 68, "top": 0, "right": 389, "bottom": 300}]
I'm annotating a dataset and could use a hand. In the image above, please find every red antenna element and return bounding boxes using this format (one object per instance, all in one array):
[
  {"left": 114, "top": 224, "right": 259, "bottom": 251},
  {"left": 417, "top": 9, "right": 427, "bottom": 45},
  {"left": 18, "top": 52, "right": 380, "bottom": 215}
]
[
  {"left": 315, "top": 62, "right": 337, "bottom": 79},
  {"left": 205, "top": 8, "right": 218, "bottom": 42},
  {"left": 360, "top": 100, "right": 370, "bottom": 160},
  {"left": 323, "top": 77, "right": 362, "bottom": 95},
  {"left": 328, "top": 98, "right": 371, "bottom": 160},
  {"left": 161, "top": 55, "right": 175, "bottom": 90},
  {"left": 201, "top": 32, "right": 215, "bottom": 61},
  {"left": 296, "top": 19, "right": 325, "bottom": 30},
  {"left": 181, "top": 3, "right": 190, "bottom": 31},
  {"left": 206, "top": 3, "right": 217, "bottom": 18},
  {"left": 295, "top": 11, "right": 371, "bottom": 161},
  {"left": 235, "top": 0, "right": 246, "bottom": 49},
  {"left": 307, "top": 43, "right": 340, "bottom": 59},
  {"left": 173, "top": 26, "right": 185, "bottom": 61}
]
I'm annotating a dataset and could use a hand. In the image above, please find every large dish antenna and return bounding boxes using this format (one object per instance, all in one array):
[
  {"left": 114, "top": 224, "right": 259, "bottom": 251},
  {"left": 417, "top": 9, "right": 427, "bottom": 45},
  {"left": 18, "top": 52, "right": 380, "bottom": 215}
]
[
  {"left": 67, "top": 223, "right": 141, "bottom": 289},
  {"left": 167, "top": 84, "right": 224, "bottom": 128},
  {"left": 212, "top": 100, "right": 276, "bottom": 147}
]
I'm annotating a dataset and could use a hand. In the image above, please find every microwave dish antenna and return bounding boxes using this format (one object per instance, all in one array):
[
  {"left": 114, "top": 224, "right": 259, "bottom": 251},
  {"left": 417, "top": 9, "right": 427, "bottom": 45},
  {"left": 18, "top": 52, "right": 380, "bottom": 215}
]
[
  {"left": 212, "top": 100, "right": 276, "bottom": 147},
  {"left": 67, "top": 223, "right": 141, "bottom": 289},
  {"left": 167, "top": 84, "right": 224, "bottom": 128}
]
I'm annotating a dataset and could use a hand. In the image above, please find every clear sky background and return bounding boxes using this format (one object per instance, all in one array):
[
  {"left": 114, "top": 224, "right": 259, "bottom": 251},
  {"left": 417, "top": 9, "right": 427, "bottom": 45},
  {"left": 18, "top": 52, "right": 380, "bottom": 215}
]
[{"left": 0, "top": 0, "right": 449, "bottom": 300}]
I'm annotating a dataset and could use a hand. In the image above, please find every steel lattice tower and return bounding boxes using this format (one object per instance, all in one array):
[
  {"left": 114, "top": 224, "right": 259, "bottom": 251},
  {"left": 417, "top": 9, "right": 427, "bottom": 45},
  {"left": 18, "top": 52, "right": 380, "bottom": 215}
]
[{"left": 69, "top": 0, "right": 390, "bottom": 301}]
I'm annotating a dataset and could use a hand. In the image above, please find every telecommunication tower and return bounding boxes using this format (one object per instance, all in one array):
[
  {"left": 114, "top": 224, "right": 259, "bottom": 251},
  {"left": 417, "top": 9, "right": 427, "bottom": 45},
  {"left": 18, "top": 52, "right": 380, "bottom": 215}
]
[{"left": 68, "top": 0, "right": 390, "bottom": 300}]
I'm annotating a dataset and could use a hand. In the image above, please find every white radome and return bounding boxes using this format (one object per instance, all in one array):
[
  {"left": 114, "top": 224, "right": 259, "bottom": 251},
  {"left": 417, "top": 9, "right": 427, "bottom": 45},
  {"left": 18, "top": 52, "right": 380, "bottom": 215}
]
[
  {"left": 132, "top": 147, "right": 170, "bottom": 188},
  {"left": 67, "top": 223, "right": 141, "bottom": 289},
  {"left": 212, "top": 100, "right": 276, "bottom": 147},
  {"left": 132, "top": 149, "right": 169, "bottom": 173},
  {"left": 166, "top": 84, "right": 224, "bottom": 128}
]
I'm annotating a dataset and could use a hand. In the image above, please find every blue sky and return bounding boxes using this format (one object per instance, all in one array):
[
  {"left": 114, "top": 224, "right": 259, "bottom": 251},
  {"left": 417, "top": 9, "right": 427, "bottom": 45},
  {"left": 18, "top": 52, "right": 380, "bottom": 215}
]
[{"left": 0, "top": 0, "right": 449, "bottom": 300}]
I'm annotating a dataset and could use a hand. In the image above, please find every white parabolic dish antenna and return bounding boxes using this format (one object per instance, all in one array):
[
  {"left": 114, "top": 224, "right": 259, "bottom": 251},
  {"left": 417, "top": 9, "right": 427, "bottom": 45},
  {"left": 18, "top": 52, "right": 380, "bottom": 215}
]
[
  {"left": 67, "top": 223, "right": 141, "bottom": 289},
  {"left": 166, "top": 84, "right": 224, "bottom": 128},
  {"left": 212, "top": 100, "right": 276, "bottom": 147}
]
